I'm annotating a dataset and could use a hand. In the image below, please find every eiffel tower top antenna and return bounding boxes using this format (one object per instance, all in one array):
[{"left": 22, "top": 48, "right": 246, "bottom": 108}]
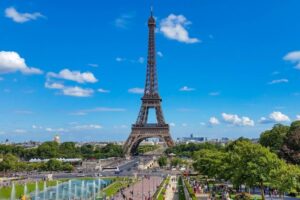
[{"left": 150, "top": 5, "right": 153, "bottom": 17}]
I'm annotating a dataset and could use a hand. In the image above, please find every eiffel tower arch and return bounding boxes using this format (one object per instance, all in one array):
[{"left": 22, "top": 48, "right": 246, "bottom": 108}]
[{"left": 123, "top": 9, "right": 174, "bottom": 156}]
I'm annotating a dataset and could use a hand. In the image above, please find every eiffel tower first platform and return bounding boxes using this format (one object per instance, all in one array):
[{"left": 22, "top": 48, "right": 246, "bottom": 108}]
[{"left": 123, "top": 10, "right": 174, "bottom": 156}]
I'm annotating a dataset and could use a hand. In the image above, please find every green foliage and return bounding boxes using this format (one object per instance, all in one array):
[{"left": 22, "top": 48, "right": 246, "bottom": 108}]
[
  {"left": 40, "top": 159, "right": 73, "bottom": 172},
  {"left": 193, "top": 149, "right": 228, "bottom": 180},
  {"left": 0, "top": 142, "right": 124, "bottom": 163},
  {"left": 102, "top": 178, "right": 131, "bottom": 197},
  {"left": 226, "top": 141, "right": 282, "bottom": 190},
  {"left": 0, "top": 153, "right": 18, "bottom": 172},
  {"left": 270, "top": 162, "right": 300, "bottom": 193},
  {"left": 0, "top": 142, "right": 123, "bottom": 172},
  {"left": 155, "top": 176, "right": 170, "bottom": 200},
  {"left": 158, "top": 156, "right": 168, "bottom": 167},
  {"left": 234, "top": 193, "right": 252, "bottom": 200},
  {"left": 37, "top": 141, "right": 60, "bottom": 159},
  {"left": 59, "top": 142, "right": 80, "bottom": 158},
  {"left": 183, "top": 178, "right": 197, "bottom": 200},
  {"left": 138, "top": 145, "right": 159, "bottom": 154},
  {"left": 166, "top": 142, "right": 224, "bottom": 157},
  {"left": 178, "top": 176, "right": 186, "bottom": 200},
  {"left": 259, "top": 124, "right": 289, "bottom": 153},
  {"left": 171, "top": 157, "right": 183, "bottom": 167},
  {"left": 81, "top": 143, "right": 124, "bottom": 159},
  {"left": 281, "top": 124, "right": 300, "bottom": 164},
  {"left": 192, "top": 139, "right": 300, "bottom": 199}
]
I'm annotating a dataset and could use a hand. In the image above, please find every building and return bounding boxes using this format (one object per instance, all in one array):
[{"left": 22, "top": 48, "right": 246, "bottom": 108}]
[
  {"left": 53, "top": 135, "right": 61, "bottom": 143},
  {"left": 181, "top": 134, "right": 207, "bottom": 143}
]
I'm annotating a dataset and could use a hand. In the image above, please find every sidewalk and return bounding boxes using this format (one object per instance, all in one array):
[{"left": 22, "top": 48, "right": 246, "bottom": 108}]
[{"left": 165, "top": 175, "right": 178, "bottom": 200}]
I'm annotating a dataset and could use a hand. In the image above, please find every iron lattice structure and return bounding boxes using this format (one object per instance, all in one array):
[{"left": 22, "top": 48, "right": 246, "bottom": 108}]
[{"left": 123, "top": 11, "right": 174, "bottom": 155}]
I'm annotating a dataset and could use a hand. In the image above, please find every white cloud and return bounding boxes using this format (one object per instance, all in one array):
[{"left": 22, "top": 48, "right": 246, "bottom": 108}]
[
  {"left": 272, "top": 71, "right": 280, "bottom": 75},
  {"left": 284, "top": 51, "right": 300, "bottom": 69},
  {"left": 259, "top": 111, "right": 290, "bottom": 124},
  {"left": 73, "top": 124, "right": 102, "bottom": 130},
  {"left": 0, "top": 51, "right": 42, "bottom": 75},
  {"left": 138, "top": 57, "right": 145, "bottom": 64},
  {"left": 116, "top": 57, "right": 125, "bottom": 62},
  {"left": 47, "top": 69, "right": 98, "bottom": 84},
  {"left": 179, "top": 86, "right": 195, "bottom": 92},
  {"left": 45, "top": 79, "right": 94, "bottom": 97},
  {"left": 45, "top": 82, "right": 64, "bottom": 89},
  {"left": 14, "top": 110, "right": 33, "bottom": 115},
  {"left": 98, "top": 88, "right": 110, "bottom": 93},
  {"left": 200, "top": 122, "right": 206, "bottom": 126},
  {"left": 32, "top": 125, "right": 43, "bottom": 129},
  {"left": 71, "top": 107, "right": 126, "bottom": 116},
  {"left": 268, "top": 79, "right": 289, "bottom": 85},
  {"left": 5, "top": 7, "right": 44, "bottom": 23},
  {"left": 14, "top": 129, "right": 27, "bottom": 133},
  {"left": 114, "top": 14, "right": 134, "bottom": 29},
  {"left": 209, "top": 117, "right": 220, "bottom": 126},
  {"left": 297, "top": 115, "right": 300, "bottom": 120},
  {"left": 128, "top": 87, "right": 144, "bottom": 94},
  {"left": 45, "top": 128, "right": 68, "bottom": 132},
  {"left": 170, "top": 122, "right": 176, "bottom": 127},
  {"left": 177, "top": 108, "right": 196, "bottom": 112},
  {"left": 182, "top": 123, "right": 188, "bottom": 127},
  {"left": 209, "top": 92, "right": 220, "bottom": 96},
  {"left": 62, "top": 86, "right": 94, "bottom": 97},
  {"left": 88, "top": 63, "right": 98, "bottom": 68},
  {"left": 157, "top": 51, "right": 163, "bottom": 57},
  {"left": 160, "top": 14, "right": 200, "bottom": 44},
  {"left": 222, "top": 113, "right": 254, "bottom": 126}
]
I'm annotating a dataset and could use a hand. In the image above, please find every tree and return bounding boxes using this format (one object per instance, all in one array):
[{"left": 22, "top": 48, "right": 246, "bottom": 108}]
[
  {"left": 193, "top": 149, "right": 228, "bottom": 180},
  {"left": 281, "top": 121, "right": 300, "bottom": 164},
  {"left": 59, "top": 142, "right": 80, "bottom": 158},
  {"left": 270, "top": 162, "right": 300, "bottom": 196},
  {"left": 227, "top": 141, "right": 283, "bottom": 200},
  {"left": 0, "top": 153, "right": 19, "bottom": 172},
  {"left": 37, "top": 142, "right": 59, "bottom": 159},
  {"left": 158, "top": 156, "right": 167, "bottom": 167},
  {"left": 165, "top": 142, "right": 223, "bottom": 157},
  {"left": 170, "top": 157, "right": 182, "bottom": 167},
  {"left": 44, "top": 159, "right": 62, "bottom": 171},
  {"left": 259, "top": 124, "right": 289, "bottom": 153}
]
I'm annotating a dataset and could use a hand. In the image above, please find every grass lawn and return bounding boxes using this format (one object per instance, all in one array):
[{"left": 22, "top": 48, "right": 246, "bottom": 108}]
[
  {"left": 178, "top": 176, "right": 186, "bottom": 200},
  {"left": 102, "top": 177, "right": 132, "bottom": 197},
  {"left": 0, "top": 180, "right": 60, "bottom": 199}
]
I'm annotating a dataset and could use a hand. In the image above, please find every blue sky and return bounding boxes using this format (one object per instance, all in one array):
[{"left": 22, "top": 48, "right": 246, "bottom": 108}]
[{"left": 0, "top": 0, "right": 300, "bottom": 142}]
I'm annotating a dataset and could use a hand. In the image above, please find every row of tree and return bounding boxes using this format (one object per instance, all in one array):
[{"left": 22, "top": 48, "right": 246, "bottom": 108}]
[
  {"left": 0, "top": 154, "right": 73, "bottom": 172},
  {"left": 193, "top": 139, "right": 300, "bottom": 200},
  {"left": 0, "top": 142, "right": 124, "bottom": 160}
]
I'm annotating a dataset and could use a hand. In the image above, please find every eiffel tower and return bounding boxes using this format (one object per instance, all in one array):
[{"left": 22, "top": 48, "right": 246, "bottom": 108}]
[{"left": 123, "top": 9, "right": 174, "bottom": 156}]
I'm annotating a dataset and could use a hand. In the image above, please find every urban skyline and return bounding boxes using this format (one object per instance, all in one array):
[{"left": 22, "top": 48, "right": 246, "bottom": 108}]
[{"left": 0, "top": 0, "right": 300, "bottom": 142}]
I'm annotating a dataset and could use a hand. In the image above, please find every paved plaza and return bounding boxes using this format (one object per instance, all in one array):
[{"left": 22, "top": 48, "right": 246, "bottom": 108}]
[{"left": 113, "top": 176, "right": 163, "bottom": 200}]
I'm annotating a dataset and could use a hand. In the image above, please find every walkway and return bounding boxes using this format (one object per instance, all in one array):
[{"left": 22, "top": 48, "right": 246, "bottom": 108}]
[
  {"left": 165, "top": 175, "right": 178, "bottom": 200},
  {"left": 114, "top": 176, "right": 163, "bottom": 200}
]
